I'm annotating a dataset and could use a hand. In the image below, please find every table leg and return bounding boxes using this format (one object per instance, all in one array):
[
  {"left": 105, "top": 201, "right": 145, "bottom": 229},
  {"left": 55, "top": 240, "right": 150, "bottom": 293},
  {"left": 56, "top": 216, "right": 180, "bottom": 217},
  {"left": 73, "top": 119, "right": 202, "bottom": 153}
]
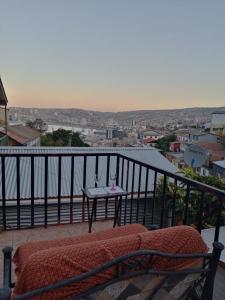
[
  {"left": 113, "top": 196, "right": 122, "bottom": 227},
  {"left": 86, "top": 197, "right": 91, "bottom": 232},
  {"left": 88, "top": 198, "right": 96, "bottom": 233}
]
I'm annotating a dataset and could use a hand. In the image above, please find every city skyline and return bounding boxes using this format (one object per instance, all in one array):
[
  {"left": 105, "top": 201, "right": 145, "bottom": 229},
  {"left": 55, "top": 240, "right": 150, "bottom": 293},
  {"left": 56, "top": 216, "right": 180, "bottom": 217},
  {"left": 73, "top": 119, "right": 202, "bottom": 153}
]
[{"left": 1, "top": 0, "right": 225, "bottom": 111}]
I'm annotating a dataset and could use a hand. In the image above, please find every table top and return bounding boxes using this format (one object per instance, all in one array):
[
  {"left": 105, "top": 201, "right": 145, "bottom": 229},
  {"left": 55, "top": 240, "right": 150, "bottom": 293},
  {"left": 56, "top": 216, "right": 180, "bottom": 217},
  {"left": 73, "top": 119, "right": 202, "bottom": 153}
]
[{"left": 82, "top": 186, "right": 128, "bottom": 199}]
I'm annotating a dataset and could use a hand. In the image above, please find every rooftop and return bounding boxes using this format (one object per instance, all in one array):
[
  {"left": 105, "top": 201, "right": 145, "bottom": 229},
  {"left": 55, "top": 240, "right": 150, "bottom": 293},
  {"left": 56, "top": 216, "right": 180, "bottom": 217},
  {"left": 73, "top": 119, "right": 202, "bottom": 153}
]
[
  {"left": 0, "top": 125, "right": 40, "bottom": 145},
  {"left": 143, "top": 130, "right": 162, "bottom": 136},
  {"left": 213, "top": 160, "right": 225, "bottom": 168}
]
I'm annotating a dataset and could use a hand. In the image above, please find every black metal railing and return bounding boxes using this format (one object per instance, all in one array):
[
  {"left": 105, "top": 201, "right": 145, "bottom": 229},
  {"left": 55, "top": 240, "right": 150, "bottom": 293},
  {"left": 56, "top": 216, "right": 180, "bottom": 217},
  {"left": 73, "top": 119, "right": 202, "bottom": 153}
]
[{"left": 0, "top": 151, "right": 225, "bottom": 242}]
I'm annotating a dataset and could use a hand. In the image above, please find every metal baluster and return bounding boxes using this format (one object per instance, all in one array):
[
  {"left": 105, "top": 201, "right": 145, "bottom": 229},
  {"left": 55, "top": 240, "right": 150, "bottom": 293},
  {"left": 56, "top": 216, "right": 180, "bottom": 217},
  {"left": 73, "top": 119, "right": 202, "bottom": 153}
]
[
  {"left": 57, "top": 156, "right": 62, "bottom": 224},
  {"left": 116, "top": 155, "right": 120, "bottom": 185},
  {"left": 105, "top": 155, "right": 110, "bottom": 219},
  {"left": 183, "top": 184, "right": 190, "bottom": 225},
  {"left": 143, "top": 168, "right": 149, "bottom": 225},
  {"left": 197, "top": 191, "right": 204, "bottom": 233},
  {"left": 44, "top": 156, "right": 48, "bottom": 227},
  {"left": 130, "top": 162, "right": 135, "bottom": 224},
  {"left": 121, "top": 158, "right": 124, "bottom": 188},
  {"left": 171, "top": 179, "right": 177, "bottom": 227},
  {"left": 160, "top": 175, "right": 167, "bottom": 228},
  {"left": 16, "top": 157, "right": 20, "bottom": 229},
  {"left": 70, "top": 155, "right": 74, "bottom": 224},
  {"left": 95, "top": 155, "right": 99, "bottom": 188},
  {"left": 136, "top": 165, "right": 142, "bottom": 223},
  {"left": 31, "top": 156, "right": 34, "bottom": 227},
  {"left": 214, "top": 196, "right": 223, "bottom": 242},
  {"left": 151, "top": 172, "right": 157, "bottom": 224},
  {"left": 1, "top": 157, "right": 6, "bottom": 229},
  {"left": 94, "top": 155, "right": 99, "bottom": 221},
  {"left": 82, "top": 156, "right": 87, "bottom": 222},
  {"left": 124, "top": 160, "right": 129, "bottom": 225}
]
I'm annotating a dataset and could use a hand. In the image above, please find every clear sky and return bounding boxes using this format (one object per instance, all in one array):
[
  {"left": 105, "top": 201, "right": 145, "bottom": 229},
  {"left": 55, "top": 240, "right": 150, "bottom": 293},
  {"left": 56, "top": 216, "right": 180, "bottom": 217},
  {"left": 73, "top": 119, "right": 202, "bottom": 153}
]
[{"left": 0, "top": 0, "right": 225, "bottom": 111}]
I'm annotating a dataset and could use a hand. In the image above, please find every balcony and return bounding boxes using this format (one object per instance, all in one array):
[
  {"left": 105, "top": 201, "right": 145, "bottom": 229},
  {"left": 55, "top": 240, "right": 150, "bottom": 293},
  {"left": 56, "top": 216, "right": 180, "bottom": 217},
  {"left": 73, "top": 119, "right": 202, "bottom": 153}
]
[{"left": 0, "top": 147, "right": 225, "bottom": 299}]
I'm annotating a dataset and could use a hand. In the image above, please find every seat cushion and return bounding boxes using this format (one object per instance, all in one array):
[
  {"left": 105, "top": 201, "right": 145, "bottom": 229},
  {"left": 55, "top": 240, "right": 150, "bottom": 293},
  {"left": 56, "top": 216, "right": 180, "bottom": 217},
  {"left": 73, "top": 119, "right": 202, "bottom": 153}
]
[
  {"left": 13, "top": 233, "right": 142, "bottom": 300},
  {"left": 139, "top": 225, "right": 208, "bottom": 270},
  {"left": 13, "top": 226, "right": 208, "bottom": 300},
  {"left": 13, "top": 223, "right": 147, "bottom": 276}
]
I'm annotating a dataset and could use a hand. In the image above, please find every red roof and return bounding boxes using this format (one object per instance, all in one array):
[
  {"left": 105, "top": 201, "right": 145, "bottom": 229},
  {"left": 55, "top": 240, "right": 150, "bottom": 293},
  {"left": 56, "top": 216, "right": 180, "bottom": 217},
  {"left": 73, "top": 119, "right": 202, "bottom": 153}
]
[
  {"left": 196, "top": 142, "right": 224, "bottom": 151},
  {"left": 196, "top": 142, "right": 225, "bottom": 161},
  {"left": 143, "top": 137, "right": 155, "bottom": 144},
  {"left": 0, "top": 125, "right": 40, "bottom": 145}
]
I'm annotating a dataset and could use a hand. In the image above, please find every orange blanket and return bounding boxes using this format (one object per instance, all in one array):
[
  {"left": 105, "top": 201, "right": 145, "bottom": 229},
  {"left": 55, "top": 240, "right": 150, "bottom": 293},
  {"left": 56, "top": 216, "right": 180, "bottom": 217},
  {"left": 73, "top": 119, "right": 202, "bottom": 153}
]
[
  {"left": 13, "top": 223, "right": 147, "bottom": 276},
  {"left": 13, "top": 226, "right": 207, "bottom": 300}
]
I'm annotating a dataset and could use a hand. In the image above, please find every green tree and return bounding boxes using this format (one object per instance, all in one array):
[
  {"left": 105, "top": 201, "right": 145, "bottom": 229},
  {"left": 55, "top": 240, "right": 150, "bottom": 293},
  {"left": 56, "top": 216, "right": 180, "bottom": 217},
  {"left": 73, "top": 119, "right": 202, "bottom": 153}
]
[
  {"left": 157, "top": 167, "right": 225, "bottom": 228},
  {"left": 40, "top": 129, "right": 89, "bottom": 147},
  {"left": 155, "top": 134, "right": 177, "bottom": 153}
]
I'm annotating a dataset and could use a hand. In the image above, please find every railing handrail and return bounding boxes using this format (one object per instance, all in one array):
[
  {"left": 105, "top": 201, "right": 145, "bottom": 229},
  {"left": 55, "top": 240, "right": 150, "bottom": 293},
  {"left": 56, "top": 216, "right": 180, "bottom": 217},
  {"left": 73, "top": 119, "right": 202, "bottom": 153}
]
[
  {"left": 0, "top": 150, "right": 224, "bottom": 197},
  {"left": 118, "top": 153, "right": 225, "bottom": 199},
  {"left": 0, "top": 152, "right": 118, "bottom": 157}
]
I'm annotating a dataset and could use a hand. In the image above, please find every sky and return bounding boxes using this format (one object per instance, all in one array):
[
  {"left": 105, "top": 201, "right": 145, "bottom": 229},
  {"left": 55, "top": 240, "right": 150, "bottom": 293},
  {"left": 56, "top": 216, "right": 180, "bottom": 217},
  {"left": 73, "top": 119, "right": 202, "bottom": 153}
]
[{"left": 0, "top": 0, "right": 225, "bottom": 112}]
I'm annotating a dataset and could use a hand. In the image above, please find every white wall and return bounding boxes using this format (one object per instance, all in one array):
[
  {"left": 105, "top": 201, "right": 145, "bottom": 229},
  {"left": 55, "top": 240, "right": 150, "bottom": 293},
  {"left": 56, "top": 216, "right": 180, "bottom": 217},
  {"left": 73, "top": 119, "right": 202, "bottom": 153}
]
[{"left": 212, "top": 113, "right": 225, "bottom": 124}]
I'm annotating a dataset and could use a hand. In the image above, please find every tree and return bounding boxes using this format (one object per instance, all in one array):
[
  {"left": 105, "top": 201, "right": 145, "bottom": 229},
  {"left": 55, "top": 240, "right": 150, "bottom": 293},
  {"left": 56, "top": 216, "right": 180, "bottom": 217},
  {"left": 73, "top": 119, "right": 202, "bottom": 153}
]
[
  {"left": 155, "top": 134, "right": 177, "bottom": 153},
  {"left": 40, "top": 129, "right": 89, "bottom": 147}
]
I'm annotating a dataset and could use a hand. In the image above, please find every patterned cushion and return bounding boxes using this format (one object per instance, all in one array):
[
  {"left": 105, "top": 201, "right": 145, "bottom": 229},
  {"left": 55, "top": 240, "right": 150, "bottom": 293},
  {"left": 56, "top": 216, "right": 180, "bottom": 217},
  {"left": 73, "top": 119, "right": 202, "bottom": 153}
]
[{"left": 81, "top": 272, "right": 200, "bottom": 300}]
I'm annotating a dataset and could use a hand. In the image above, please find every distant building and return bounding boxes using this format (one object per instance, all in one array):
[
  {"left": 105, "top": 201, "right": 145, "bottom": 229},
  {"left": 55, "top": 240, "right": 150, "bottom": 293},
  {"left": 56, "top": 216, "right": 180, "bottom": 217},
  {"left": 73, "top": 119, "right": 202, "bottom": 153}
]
[
  {"left": 196, "top": 142, "right": 225, "bottom": 163},
  {"left": 166, "top": 152, "right": 185, "bottom": 169},
  {"left": 169, "top": 142, "right": 181, "bottom": 152},
  {"left": 212, "top": 160, "right": 225, "bottom": 178},
  {"left": 188, "top": 129, "right": 218, "bottom": 143},
  {"left": 106, "top": 129, "right": 113, "bottom": 139},
  {"left": 106, "top": 128, "right": 126, "bottom": 140},
  {"left": 0, "top": 125, "right": 41, "bottom": 146},
  {"left": 142, "top": 130, "right": 163, "bottom": 141},
  {"left": 175, "top": 129, "right": 189, "bottom": 142},
  {"left": 143, "top": 137, "right": 157, "bottom": 147},
  {"left": 210, "top": 111, "right": 225, "bottom": 136},
  {"left": 131, "top": 120, "right": 136, "bottom": 127}
]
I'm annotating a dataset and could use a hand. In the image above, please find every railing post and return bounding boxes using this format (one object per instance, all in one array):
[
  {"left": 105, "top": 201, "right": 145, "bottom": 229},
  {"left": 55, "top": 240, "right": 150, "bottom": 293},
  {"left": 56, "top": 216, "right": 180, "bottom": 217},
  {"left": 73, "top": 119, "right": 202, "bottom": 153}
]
[
  {"left": 70, "top": 155, "right": 74, "bottom": 224},
  {"left": 202, "top": 242, "right": 224, "bottom": 300},
  {"left": 160, "top": 175, "right": 167, "bottom": 228},
  {"left": 0, "top": 246, "right": 13, "bottom": 300},
  {"left": 183, "top": 184, "right": 190, "bottom": 225},
  {"left": 143, "top": 168, "right": 149, "bottom": 226},
  {"left": 136, "top": 165, "right": 142, "bottom": 223},
  {"left": 44, "top": 156, "right": 48, "bottom": 227},
  {"left": 1, "top": 157, "right": 6, "bottom": 229},
  {"left": 16, "top": 156, "right": 20, "bottom": 229},
  {"left": 196, "top": 191, "right": 204, "bottom": 233},
  {"left": 82, "top": 156, "right": 87, "bottom": 222},
  {"left": 124, "top": 160, "right": 130, "bottom": 225},
  {"left": 151, "top": 171, "right": 157, "bottom": 225},
  {"left": 57, "top": 156, "right": 62, "bottom": 224},
  {"left": 130, "top": 162, "right": 135, "bottom": 224},
  {"left": 214, "top": 196, "right": 223, "bottom": 242},
  {"left": 30, "top": 156, "right": 35, "bottom": 227},
  {"left": 0, "top": 288, "right": 11, "bottom": 300}
]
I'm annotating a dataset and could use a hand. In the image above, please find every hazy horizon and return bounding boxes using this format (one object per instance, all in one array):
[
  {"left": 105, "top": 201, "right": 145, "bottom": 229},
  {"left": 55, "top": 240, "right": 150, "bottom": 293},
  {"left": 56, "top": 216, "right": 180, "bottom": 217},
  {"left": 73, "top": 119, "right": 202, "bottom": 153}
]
[
  {"left": 9, "top": 105, "right": 225, "bottom": 114},
  {"left": 1, "top": 0, "right": 225, "bottom": 111}
]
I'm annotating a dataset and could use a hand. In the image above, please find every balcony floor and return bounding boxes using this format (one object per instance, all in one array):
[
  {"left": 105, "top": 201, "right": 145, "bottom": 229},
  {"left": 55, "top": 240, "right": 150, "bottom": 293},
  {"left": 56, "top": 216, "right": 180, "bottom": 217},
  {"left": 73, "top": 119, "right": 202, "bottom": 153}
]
[{"left": 0, "top": 221, "right": 224, "bottom": 300}]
